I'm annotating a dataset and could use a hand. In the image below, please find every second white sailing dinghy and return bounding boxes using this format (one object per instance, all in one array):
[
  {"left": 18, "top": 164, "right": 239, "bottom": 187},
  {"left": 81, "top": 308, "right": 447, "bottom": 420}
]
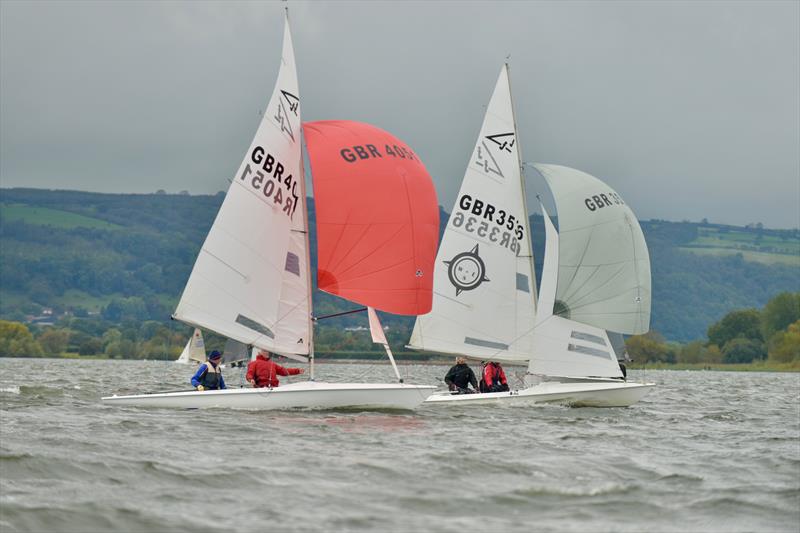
[
  {"left": 410, "top": 64, "right": 654, "bottom": 407},
  {"left": 103, "top": 13, "right": 437, "bottom": 410},
  {"left": 174, "top": 328, "right": 205, "bottom": 365}
]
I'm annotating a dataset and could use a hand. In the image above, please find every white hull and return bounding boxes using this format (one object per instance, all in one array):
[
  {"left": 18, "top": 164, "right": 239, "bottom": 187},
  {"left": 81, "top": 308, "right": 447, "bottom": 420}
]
[
  {"left": 102, "top": 381, "right": 435, "bottom": 411},
  {"left": 423, "top": 380, "right": 654, "bottom": 407}
]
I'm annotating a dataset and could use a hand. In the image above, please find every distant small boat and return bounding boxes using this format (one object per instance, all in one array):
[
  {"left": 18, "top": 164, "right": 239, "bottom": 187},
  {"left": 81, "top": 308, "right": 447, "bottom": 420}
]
[
  {"left": 410, "top": 64, "right": 654, "bottom": 407},
  {"left": 174, "top": 328, "right": 205, "bottom": 365},
  {"left": 103, "top": 12, "right": 437, "bottom": 410}
]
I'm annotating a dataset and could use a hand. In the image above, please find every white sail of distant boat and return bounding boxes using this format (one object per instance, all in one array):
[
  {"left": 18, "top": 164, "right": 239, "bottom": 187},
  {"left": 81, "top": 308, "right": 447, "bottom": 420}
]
[
  {"left": 103, "top": 12, "right": 437, "bottom": 410},
  {"left": 416, "top": 64, "right": 654, "bottom": 407},
  {"left": 408, "top": 64, "right": 537, "bottom": 363},
  {"left": 175, "top": 328, "right": 206, "bottom": 365}
]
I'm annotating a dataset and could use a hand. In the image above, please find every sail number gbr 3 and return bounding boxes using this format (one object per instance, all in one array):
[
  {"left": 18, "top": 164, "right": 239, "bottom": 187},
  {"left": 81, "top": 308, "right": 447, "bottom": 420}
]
[
  {"left": 451, "top": 193, "right": 525, "bottom": 255},
  {"left": 239, "top": 146, "right": 300, "bottom": 219}
]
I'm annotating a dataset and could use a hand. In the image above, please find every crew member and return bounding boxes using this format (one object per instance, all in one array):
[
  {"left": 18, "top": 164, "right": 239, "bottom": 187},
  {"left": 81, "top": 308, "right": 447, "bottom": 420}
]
[
  {"left": 246, "top": 350, "right": 305, "bottom": 388},
  {"left": 444, "top": 357, "right": 478, "bottom": 394},
  {"left": 190, "top": 350, "right": 227, "bottom": 391},
  {"left": 481, "top": 361, "right": 509, "bottom": 393}
]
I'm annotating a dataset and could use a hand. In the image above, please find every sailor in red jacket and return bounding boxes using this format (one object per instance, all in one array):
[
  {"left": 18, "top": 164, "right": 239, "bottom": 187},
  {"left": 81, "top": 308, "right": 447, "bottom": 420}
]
[
  {"left": 481, "top": 361, "right": 509, "bottom": 393},
  {"left": 246, "top": 350, "right": 305, "bottom": 388}
]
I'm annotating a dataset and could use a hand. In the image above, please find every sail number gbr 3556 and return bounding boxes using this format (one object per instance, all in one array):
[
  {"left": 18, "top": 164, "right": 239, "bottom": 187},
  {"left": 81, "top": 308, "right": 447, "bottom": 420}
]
[
  {"left": 239, "top": 146, "right": 300, "bottom": 219},
  {"left": 450, "top": 194, "right": 525, "bottom": 255}
]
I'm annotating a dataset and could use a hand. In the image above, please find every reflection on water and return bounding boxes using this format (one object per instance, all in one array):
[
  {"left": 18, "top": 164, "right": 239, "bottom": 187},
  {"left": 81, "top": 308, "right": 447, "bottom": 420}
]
[{"left": 0, "top": 358, "right": 798, "bottom": 533}]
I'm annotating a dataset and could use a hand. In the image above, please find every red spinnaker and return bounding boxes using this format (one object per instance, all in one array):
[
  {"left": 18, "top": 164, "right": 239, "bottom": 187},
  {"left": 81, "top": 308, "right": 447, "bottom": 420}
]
[{"left": 303, "top": 120, "right": 439, "bottom": 315}]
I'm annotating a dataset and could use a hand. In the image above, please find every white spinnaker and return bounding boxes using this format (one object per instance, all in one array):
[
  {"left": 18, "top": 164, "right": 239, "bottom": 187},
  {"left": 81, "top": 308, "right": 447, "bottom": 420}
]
[
  {"left": 174, "top": 16, "right": 310, "bottom": 355},
  {"left": 534, "top": 164, "right": 651, "bottom": 335},
  {"left": 528, "top": 204, "right": 623, "bottom": 378},
  {"left": 176, "top": 328, "right": 206, "bottom": 364},
  {"left": 409, "top": 65, "right": 536, "bottom": 363}
]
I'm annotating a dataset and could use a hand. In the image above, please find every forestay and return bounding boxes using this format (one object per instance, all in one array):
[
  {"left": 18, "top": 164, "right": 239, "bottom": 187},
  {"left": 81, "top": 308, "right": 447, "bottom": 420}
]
[
  {"left": 408, "top": 65, "right": 537, "bottom": 363},
  {"left": 533, "top": 164, "right": 651, "bottom": 335},
  {"left": 303, "top": 121, "right": 440, "bottom": 316},
  {"left": 173, "top": 16, "right": 311, "bottom": 357}
]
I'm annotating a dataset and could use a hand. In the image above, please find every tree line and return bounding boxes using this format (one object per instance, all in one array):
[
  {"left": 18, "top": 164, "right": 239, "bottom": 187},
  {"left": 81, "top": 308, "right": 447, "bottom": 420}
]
[
  {"left": 2, "top": 293, "right": 797, "bottom": 368},
  {"left": 1, "top": 188, "right": 798, "bottom": 344},
  {"left": 625, "top": 292, "right": 800, "bottom": 367}
]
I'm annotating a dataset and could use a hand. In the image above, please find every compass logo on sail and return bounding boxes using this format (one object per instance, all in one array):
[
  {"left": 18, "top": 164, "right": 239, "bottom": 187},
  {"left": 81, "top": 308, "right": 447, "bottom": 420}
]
[
  {"left": 275, "top": 90, "right": 300, "bottom": 141},
  {"left": 445, "top": 244, "right": 490, "bottom": 296}
]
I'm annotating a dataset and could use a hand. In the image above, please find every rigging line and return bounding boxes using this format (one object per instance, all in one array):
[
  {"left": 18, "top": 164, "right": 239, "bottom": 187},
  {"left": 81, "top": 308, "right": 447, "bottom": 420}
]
[{"left": 314, "top": 307, "right": 367, "bottom": 321}]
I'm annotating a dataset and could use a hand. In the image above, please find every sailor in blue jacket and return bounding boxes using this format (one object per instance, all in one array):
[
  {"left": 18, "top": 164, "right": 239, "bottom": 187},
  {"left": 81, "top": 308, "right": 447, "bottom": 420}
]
[{"left": 190, "top": 351, "right": 227, "bottom": 391}]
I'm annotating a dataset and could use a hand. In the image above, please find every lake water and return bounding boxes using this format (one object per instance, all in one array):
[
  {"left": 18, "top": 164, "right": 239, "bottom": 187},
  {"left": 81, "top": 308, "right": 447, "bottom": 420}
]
[{"left": 1, "top": 359, "right": 798, "bottom": 533}]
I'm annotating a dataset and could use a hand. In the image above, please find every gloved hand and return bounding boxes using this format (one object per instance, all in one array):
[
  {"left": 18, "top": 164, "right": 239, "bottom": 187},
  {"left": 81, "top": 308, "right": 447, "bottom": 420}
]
[{"left": 196, "top": 385, "right": 205, "bottom": 391}]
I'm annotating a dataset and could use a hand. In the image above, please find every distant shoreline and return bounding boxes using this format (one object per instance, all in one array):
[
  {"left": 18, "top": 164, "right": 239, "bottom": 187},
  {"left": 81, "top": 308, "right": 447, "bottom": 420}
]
[{"left": 0, "top": 355, "right": 797, "bottom": 372}]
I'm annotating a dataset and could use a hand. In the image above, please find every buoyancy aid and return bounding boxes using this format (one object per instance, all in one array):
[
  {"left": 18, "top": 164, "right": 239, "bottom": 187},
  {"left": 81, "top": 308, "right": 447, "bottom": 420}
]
[{"left": 199, "top": 363, "right": 222, "bottom": 390}]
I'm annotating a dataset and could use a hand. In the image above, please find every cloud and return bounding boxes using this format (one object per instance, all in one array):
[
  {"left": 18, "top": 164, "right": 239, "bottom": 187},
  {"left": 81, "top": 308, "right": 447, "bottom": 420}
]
[{"left": 1, "top": 0, "right": 797, "bottom": 228}]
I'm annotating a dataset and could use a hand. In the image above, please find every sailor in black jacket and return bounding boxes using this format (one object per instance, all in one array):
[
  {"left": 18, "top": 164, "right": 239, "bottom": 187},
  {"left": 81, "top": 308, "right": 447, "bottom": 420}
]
[{"left": 444, "top": 357, "right": 479, "bottom": 394}]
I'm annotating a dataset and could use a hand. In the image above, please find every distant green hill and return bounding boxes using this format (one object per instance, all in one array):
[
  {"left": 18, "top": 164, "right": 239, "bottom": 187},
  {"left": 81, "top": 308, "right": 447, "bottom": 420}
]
[{"left": 1, "top": 188, "right": 798, "bottom": 342}]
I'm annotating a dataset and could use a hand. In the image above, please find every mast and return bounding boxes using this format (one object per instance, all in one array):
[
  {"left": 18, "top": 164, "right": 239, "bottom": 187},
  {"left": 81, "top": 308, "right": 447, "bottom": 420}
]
[
  {"left": 301, "top": 163, "right": 315, "bottom": 381},
  {"left": 506, "top": 61, "right": 538, "bottom": 314},
  {"left": 285, "top": 5, "right": 316, "bottom": 381}
]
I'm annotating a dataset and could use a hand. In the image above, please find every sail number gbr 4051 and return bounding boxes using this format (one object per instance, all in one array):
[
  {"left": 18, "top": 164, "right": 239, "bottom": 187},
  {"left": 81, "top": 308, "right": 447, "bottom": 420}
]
[
  {"left": 239, "top": 146, "right": 300, "bottom": 219},
  {"left": 451, "top": 194, "right": 525, "bottom": 255}
]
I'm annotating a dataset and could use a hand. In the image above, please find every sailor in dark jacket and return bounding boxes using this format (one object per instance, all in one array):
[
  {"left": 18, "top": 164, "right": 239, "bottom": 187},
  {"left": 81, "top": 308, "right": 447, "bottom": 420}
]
[
  {"left": 444, "top": 357, "right": 478, "bottom": 394},
  {"left": 190, "top": 350, "right": 227, "bottom": 391}
]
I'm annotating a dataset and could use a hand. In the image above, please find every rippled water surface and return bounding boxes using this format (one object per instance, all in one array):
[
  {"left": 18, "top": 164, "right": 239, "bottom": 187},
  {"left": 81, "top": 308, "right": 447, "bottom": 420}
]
[{"left": 1, "top": 359, "right": 798, "bottom": 532}]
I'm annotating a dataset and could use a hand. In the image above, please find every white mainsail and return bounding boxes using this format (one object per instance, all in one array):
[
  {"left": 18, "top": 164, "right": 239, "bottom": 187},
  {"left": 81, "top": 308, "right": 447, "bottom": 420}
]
[
  {"left": 408, "top": 65, "right": 537, "bottom": 363},
  {"left": 175, "top": 328, "right": 206, "bottom": 364},
  {"left": 173, "top": 16, "right": 310, "bottom": 358},
  {"left": 533, "top": 164, "right": 651, "bottom": 335},
  {"left": 528, "top": 205, "right": 623, "bottom": 378}
]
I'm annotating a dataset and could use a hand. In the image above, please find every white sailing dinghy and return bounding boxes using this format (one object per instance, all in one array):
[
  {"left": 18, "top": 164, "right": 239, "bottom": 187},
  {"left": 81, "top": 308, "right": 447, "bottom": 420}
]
[
  {"left": 174, "top": 328, "right": 205, "bottom": 365},
  {"left": 410, "top": 64, "right": 654, "bottom": 407},
  {"left": 103, "top": 14, "right": 437, "bottom": 410}
]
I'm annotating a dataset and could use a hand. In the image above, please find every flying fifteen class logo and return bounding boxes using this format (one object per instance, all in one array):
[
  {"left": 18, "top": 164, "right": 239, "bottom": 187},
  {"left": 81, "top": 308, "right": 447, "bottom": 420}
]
[
  {"left": 486, "top": 132, "right": 515, "bottom": 153},
  {"left": 475, "top": 141, "right": 503, "bottom": 178},
  {"left": 281, "top": 90, "right": 299, "bottom": 115},
  {"left": 445, "top": 244, "right": 490, "bottom": 296},
  {"left": 474, "top": 132, "right": 514, "bottom": 178},
  {"left": 274, "top": 90, "right": 299, "bottom": 141}
]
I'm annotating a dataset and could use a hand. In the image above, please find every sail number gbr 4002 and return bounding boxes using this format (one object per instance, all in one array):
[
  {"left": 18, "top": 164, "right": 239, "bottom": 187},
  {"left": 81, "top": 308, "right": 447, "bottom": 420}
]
[
  {"left": 451, "top": 194, "right": 525, "bottom": 255},
  {"left": 239, "top": 146, "right": 300, "bottom": 219}
]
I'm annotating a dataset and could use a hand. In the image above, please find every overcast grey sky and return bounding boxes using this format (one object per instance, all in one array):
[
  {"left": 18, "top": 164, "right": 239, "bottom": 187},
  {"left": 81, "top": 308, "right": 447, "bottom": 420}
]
[{"left": 1, "top": 1, "right": 798, "bottom": 228}]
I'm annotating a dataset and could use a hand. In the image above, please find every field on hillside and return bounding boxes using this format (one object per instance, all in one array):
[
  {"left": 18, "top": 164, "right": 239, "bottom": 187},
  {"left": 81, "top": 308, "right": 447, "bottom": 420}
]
[
  {"left": 1, "top": 204, "right": 122, "bottom": 230},
  {"left": 680, "top": 226, "right": 799, "bottom": 267}
]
